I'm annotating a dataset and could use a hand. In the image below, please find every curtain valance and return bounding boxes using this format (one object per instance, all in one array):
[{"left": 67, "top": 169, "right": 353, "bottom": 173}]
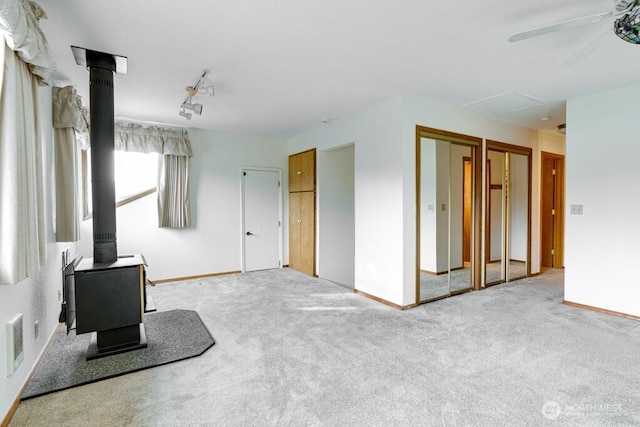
[
  {"left": 52, "top": 86, "right": 89, "bottom": 132},
  {"left": 0, "top": 0, "right": 53, "bottom": 84},
  {"left": 115, "top": 122, "right": 192, "bottom": 157}
]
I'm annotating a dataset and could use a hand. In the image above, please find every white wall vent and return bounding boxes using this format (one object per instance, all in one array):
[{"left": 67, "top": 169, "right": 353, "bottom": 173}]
[{"left": 6, "top": 313, "right": 24, "bottom": 376}]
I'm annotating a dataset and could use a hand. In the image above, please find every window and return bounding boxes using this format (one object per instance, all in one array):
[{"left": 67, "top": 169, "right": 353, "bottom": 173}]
[{"left": 82, "top": 149, "right": 159, "bottom": 219}]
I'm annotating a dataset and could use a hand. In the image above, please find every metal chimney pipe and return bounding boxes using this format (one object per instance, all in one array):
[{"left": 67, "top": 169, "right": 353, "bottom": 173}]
[{"left": 86, "top": 50, "right": 118, "bottom": 263}]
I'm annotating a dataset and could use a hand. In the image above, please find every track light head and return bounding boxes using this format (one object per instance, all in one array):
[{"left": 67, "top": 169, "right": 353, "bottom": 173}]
[
  {"left": 179, "top": 109, "right": 192, "bottom": 120},
  {"left": 198, "top": 85, "right": 215, "bottom": 96},
  {"left": 183, "top": 101, "right": 203, "bottom": 115}
]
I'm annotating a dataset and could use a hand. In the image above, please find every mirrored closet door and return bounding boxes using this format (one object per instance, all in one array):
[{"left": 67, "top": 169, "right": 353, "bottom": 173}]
[
  {"left": 417, "top": 128, "right": 481, "bottom": 303},
  {"left": 485, "top": 142, "right": 531, "bottom": 286}
]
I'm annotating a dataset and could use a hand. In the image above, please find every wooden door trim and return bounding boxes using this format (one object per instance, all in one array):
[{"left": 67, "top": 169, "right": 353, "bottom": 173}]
[
  {"left": 486, "top": 140, "right": 532, "bottom": 156},
  {"left": 417, "top": 125, "right": 483, "bottom": 145}
]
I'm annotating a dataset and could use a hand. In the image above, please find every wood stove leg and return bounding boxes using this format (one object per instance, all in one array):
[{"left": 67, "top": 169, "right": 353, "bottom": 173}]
[{"left": 86, "top": 324, "right": 147, "bottom": 360}]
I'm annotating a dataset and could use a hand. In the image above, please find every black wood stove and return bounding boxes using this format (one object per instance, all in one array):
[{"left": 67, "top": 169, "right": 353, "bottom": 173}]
[{"left": 62, "top": 47, "right": 150, "bottom": 360}]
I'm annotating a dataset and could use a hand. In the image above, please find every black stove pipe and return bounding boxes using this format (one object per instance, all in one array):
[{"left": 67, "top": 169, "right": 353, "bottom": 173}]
[{"left": 87, "top": 50, "right": 118, "bottom": 263}]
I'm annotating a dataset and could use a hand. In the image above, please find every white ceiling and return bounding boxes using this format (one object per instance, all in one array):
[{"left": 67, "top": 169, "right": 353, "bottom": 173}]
[{"left": 37, "top": 0, "right": 640, "bottom": 138}]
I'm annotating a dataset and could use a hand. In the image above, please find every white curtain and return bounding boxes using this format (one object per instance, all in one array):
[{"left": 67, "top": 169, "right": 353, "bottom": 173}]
[
  {"left": 158, "top": 155, "right": 191, "bottom": 228},
  {"left": 52, "top": 85, "right": 87, "bottom": 242},
  {"left": 0, "top": 0, "right": 53, "bottom": 85},
  {"left": 0, "top": 39, "right": 46, "bottom": 284},
  {"left": 114, "top": 122, "right": 192, "bottom": 228}
]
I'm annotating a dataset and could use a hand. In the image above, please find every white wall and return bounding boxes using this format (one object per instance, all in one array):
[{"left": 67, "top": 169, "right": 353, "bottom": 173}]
[
  {"left": 0, "top": 86, "right": 77, "bottom": 422},
  {"left": 289, "top": 96, "right": 541, "bottom": 307},
  {"left": 565, "top": 82, "right": 640, "bottom": 317},
  {"left": 317, "top": 144, "right": 355, "bottom": 287},
  {"left": 79, "top": 129, "right": 286, "bottom": 280},
  {"left": 288, "top": 98, "right": 405, "bottom": 305}
]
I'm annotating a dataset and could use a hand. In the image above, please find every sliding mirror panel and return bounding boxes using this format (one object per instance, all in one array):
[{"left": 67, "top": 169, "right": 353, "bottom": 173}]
[
  {"left": 418, "top": 136, "right": 474, "bottom": 303},
  {"left": 507, "top": 153, "right": 529, "bottom": 281},
  {"left": 485, "top": 144, "right": 531, "bottom": 286},
  {"left": 419, "top": 138, "right": 451, "bottom": 301},
  {"left": 486, "top": 150, "right": 505, "bottom": 285},
  {"left": 449, "top": 143, "right": 473, "bottom": 294}
]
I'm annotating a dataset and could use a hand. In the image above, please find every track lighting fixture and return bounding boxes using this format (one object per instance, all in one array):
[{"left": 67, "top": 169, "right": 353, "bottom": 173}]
[{"left": 179, "top": 69, "right": 215, "bottom": 119}]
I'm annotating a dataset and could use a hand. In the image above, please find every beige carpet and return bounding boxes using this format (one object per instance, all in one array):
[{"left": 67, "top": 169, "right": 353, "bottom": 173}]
[{"left": 11, "top": 268, "right": 640, "bottom": 426}]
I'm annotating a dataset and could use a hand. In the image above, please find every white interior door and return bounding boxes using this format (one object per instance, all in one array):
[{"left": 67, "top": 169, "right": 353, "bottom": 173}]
[{"left": 243, "top": 168, "right": 282, "bottom": 271}]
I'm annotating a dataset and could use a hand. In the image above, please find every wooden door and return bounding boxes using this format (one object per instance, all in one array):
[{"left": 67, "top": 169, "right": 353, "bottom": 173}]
[
  {"left": 298, "top": 191, "right": 315, "bottom": 276},
  {"left": 289, "top": 149, "right": 316, "bottom": 192},
  {"left": 288, "top": 149, "right": 316, "bottom": 276},
  {"left": 289, "top": 192, "right": 302, "bottom": 271},
  {"left": 288, "top": 191, "right": 315, "bottom": 275},
  {"left": 540, "top": 152, "right": 565, "bottom": 268}
]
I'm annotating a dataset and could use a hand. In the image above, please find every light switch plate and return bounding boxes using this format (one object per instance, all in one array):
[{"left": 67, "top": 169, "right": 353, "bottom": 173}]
[{"left": 570, "top": 204, "right": 583, "bottom": 215}]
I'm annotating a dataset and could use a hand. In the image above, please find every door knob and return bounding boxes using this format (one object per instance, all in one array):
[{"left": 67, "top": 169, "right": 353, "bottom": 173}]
[{"left": 246, "top": 231, "right": 254, "bottom": 236}]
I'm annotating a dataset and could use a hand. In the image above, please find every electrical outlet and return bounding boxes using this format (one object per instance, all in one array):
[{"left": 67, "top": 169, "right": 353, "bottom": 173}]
[{"left": 34, "top": 320, "right": 39, "bottom": 339}]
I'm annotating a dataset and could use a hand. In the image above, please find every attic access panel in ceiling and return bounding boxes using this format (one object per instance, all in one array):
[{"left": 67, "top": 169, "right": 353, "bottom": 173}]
[{"left": 463, "top": 91, "right": 545, "bottom": 116}]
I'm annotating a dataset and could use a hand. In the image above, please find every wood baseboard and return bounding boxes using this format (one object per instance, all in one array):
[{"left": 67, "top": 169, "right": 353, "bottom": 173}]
[
  {"left": 2, "top": 323, "right": 61, "bottom": 427},
  {"left": 354, "top": 289, "right": 417, "bottom": 310},
  {"left": 151, "top": 270, "right": 241, "bottom": 284},
  {"left": 563, "top": 300, "right": 640, "bottom": 322},
  {"left": 1, "top": 395, "right": 19, "bottom": 427}
]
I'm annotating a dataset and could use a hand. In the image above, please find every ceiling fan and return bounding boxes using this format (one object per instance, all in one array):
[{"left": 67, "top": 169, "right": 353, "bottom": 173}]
[{"left": 509, "top": 0, "right": 640, "bottom": 45}]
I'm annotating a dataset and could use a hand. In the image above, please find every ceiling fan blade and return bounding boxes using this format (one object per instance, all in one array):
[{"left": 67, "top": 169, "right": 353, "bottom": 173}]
[{"left": 509, "top": 12, "right": 612, "bottom": 42}]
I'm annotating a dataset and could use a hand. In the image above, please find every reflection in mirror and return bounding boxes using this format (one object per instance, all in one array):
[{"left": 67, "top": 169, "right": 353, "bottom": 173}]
[
  {"left": 419, "top": 138, "right": 450, "bottom": 301},
  {"left": 449, "top": 143, "right": 472, "bottom": 294},
  {"left": 508, "top": 153, "right": 528, "bottom": 281},
  {"left": 486, "top": 150, "right": 505, "bottom": 285},
  {"left": 419, "top": 138, "right": 473, "bottom": 302}
]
